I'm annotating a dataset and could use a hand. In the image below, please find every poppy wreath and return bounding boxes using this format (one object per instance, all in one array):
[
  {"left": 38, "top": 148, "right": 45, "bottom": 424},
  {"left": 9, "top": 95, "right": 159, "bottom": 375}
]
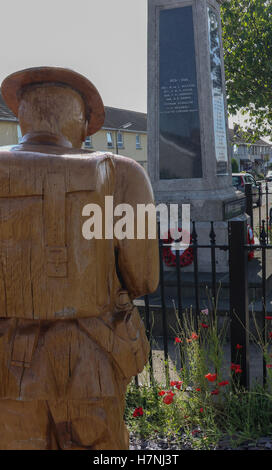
[
  {"left": 162, "top": 229, "right": 194, "bottom": 268},
  {"left": 247, "top": 224, "right": 255, "bottom": 261}
]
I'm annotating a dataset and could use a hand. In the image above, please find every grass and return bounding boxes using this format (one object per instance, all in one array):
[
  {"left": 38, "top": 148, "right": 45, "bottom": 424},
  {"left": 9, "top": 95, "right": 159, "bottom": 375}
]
[{"left": 125, "top": 306, "right": 272, "bottom": 450}]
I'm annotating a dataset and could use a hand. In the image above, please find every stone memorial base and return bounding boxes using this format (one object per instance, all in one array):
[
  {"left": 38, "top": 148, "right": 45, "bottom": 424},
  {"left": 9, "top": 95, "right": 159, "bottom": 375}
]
[{"left": 155, "top": 188, "right": 246, "bottom": 273}]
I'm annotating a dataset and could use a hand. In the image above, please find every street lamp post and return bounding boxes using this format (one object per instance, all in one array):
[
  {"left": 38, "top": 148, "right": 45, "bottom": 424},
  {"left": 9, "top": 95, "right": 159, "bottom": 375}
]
[{"left": 115, "top": 122, "right": 132, "bottom": 155}]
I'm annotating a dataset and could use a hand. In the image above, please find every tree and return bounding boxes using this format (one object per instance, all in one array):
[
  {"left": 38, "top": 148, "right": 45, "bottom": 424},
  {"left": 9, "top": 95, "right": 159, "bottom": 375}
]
[
  {"left": 231, "top": 157, "right": 239, "bottom": 172},
  {"left": 221, "top": 0, "right": 272, "bottom": 138}
]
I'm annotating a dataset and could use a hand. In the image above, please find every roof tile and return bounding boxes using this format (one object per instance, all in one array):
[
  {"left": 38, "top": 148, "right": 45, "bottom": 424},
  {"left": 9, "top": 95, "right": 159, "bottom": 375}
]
[{"left": 0, "top": 93, "right": 18, "bottom": 122}]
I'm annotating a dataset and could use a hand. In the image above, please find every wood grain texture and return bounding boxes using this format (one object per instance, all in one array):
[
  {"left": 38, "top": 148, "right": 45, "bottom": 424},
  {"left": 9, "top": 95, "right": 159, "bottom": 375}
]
[
  {"left": 1, "top": 66, "right": 105, "bottom": 136},
  {"left": 0, "top": 74, "right": 159, "bottom": 449}
]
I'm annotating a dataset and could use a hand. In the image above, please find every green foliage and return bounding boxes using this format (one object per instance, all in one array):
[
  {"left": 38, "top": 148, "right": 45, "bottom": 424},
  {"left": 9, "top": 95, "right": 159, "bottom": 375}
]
[
  {"left": 221, "top": 0, "right": 272, "bottom": 138},
  {"left": 231, "top": 157, "right": 239, "bottom": 172},
  {"left": 125, "top": 306, "right": 272, "bottom": 449},
  {"left": 224, "top": 388, "right": 272, "bottom": 442}
]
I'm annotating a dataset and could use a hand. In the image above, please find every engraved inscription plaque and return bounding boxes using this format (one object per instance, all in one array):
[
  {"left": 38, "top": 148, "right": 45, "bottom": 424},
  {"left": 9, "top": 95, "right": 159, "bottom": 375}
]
[
  {"left": 208, "top": 6, "right": 229, "bottom": 175},
  {"left": 159, "top": 6, "right": 202, "bottom": 180}
]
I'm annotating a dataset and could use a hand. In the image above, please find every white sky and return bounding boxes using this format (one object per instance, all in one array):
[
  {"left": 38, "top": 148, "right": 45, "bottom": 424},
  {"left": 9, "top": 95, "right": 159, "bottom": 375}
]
[
  {"left": 0, "top": 0, "right": 269, "bottom": 143},
  {"left": 0, "top": 0, "right": 148, "bottom": 112}
]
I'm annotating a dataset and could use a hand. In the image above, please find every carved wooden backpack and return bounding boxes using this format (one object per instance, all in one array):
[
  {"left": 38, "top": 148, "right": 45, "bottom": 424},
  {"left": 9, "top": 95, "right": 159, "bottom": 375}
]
[{"left": 0, "top": 149, "right": 119, "bottom": 320}]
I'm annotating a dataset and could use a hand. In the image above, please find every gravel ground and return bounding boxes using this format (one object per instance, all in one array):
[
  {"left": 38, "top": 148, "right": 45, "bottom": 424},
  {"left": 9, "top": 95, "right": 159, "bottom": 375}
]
[{"left": 129, "top": 433, "right": 272, "bottom": 451}]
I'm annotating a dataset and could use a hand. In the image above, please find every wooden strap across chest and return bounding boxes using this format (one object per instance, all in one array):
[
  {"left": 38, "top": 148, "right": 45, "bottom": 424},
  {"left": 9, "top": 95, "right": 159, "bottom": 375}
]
[{"left": 44, "top": 172, "right": 67, "bottom": 277}]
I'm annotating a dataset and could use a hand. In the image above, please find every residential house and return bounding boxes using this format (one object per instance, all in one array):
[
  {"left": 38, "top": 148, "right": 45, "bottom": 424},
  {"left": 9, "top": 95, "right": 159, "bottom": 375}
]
[
  {"left": 0, "top": 93, "right": 20, "bottom": 145},
  {"left": 229, "top": 128, "right": 272, "bottom": 173},
  {"left": 83, "top": 106, "right": 147, "bottom": 169},
  {"left": 0, "top": 93, "right": 148, "bottom": 169}
]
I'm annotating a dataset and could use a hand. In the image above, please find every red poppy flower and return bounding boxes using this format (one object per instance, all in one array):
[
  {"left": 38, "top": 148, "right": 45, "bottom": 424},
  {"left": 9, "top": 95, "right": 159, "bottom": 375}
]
[
  {"left": 231, "top": 363, "right": 242, "bottom": 373},
  {"left": 218, "top": 380, "right": 229, "bottom": 387},
  {"left": 133, "top": 407, "right": 143, "bottom": 417},
  {"left": 231, "top": 363, "right": 242, "bottom": 374},
  {"left": 205, "top": 373, "right": 217, "bottom": 382},
  {"left": 170, "top": 380, "right": 183, "bottom": 390},
  {"left": 265, "top": 316, "right": 272, "bottom": 320},
  {"left": 200, "top": 408, "right": 204, "bottom": 413},
  {"left": 201, "top": 323, "right": 209, "bottom": 329},
  {"left": 236, "top": 344, "right": 243, "bottom": 350},
  {"left": 191, "top": 332, "right": 199, "bottom": 340},
  {"left": 158, "top": 390, "right": 166, "bottom": 396},
  {"left": 211, "top": 389, "right": 219, "bottom": 395},
  {"left": 266, "top": 364, "right": 272, "bottom": 369},
  {"left": 195, "top": 388, "right": 201, "bottom": 392},
  {"left": 166, "top": 390, "right": 175, "bottom": 397},
  {"left": 174, "top": 337, "right": 182, "bottom": 344},
  {"left": 163, "top": 394, "right": 174, "bottom": 405}
]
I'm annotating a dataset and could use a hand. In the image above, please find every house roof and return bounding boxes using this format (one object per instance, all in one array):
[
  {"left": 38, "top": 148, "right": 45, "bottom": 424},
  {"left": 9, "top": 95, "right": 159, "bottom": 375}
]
[
  {"left": 0, "top": 93, "right": 18, "bottom": 122},
  {"left": 0, "top": 92, "right": 147, "bottom": 132},
  {"left": 103, "top": 106, "right": 147, "bottom": 133}
]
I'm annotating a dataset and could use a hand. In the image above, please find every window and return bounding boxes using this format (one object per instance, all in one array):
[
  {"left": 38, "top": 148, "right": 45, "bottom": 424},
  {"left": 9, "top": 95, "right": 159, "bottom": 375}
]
[
  {"left": 117, "top": 132, "right": 123, "bottom": 148},
  {"left": 136, "top": 134, "right": 141, "bottom": 149},
  {"left": 84, "top": 136, "right": 92, "bottom": 148},
  {"left": 107, "top": 132, "right": 113, "bottom": 148}
]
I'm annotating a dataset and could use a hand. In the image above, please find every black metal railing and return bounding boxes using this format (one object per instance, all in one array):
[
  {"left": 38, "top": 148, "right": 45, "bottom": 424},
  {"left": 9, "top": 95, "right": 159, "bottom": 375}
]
[
  {"left": 138, "top": 207, "right": 272, "bottom": 390},
  {"left": 245, "top": 181, "right": 272, "bottom": 243}
]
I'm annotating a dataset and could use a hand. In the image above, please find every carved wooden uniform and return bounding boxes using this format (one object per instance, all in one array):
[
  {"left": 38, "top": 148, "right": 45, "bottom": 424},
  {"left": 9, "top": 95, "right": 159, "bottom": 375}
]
[{"left": 0, "top": 68, "right": 159, "bottom": 450}]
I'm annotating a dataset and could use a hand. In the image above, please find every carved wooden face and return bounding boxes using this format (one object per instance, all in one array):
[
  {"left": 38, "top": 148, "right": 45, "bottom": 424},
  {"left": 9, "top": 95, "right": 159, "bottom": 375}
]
[{"left": 18, "top": 84, "right": 88, "bottom": 148}]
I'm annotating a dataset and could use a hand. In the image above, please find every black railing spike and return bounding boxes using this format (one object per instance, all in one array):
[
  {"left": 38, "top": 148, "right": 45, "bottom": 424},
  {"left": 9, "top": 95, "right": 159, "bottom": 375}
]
[
  {"left": 229, "top": 220, "right": 250, "bottom": 389},
  {"left": 260, "top": 220, "right": 267, "bottom": 245},
  {"left": 245, "top": 183, "right": 254, "bottom": 228},
  {"left": 210, "top": 221, "right": 217, "bottom": 315},
  {"left": 209, "top": 221, "right": 216, "bottom": 243},
  {"left": 258, "top": 184, "right": 262, "bottom": 235},
  {"left": 265, "top": 183, "right": 269, "bottom": 243},
  {"left": 192, "top": 220, "right": 197, "bottom": 242},
  {"left": 260, "top": 217, "right": 267, "bottom": 385},
  {"left": 157, "top": 219, "right": 161, "bottom": 242}
]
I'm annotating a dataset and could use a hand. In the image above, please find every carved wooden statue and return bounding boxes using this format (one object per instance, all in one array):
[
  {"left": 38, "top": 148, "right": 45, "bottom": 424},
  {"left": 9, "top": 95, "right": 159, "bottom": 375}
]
[{"left": 0, "top": 67, "right": 159, "bottom": 449}]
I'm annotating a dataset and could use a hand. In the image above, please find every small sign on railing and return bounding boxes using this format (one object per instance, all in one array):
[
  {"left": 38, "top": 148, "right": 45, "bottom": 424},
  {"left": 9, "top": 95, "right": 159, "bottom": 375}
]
[{"left": 223, "top": 197, "right": 246, "bottom": 220}]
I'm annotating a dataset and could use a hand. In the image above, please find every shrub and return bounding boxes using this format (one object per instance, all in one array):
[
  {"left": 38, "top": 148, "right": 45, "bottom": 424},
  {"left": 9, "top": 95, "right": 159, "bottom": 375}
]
[{"left": 231, "top": 158, "right": 239, "bottom": 173}]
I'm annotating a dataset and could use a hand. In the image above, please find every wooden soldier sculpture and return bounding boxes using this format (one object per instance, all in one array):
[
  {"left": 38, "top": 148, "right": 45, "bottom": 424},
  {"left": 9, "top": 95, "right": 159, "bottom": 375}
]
[{"left": 0, "top": 67, "right": 159, "bottom": 450}]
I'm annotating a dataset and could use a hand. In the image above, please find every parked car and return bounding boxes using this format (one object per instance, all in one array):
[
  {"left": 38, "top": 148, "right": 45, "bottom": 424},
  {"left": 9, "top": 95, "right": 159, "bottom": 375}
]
[
  {"left": 232, "top": 173, "right": 262, "bottom": 207},
  {"left": 265, "top": 170, "right": 272, "bottom": 182}
]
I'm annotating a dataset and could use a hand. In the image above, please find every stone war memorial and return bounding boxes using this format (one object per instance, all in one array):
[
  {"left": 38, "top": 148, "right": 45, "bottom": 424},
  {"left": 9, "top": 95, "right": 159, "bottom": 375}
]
[
  {"left": 0, "top": 67, "right": 159, "bottom": 450},
  {"left": 148, "top": 0, "right": 246, "bottom": 272}
]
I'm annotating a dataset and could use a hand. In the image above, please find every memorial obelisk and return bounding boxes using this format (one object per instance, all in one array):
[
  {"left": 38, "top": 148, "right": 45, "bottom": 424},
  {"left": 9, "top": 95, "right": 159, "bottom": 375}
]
[{"left": 148, "top": 0, "right": 245, "bottom": 272}]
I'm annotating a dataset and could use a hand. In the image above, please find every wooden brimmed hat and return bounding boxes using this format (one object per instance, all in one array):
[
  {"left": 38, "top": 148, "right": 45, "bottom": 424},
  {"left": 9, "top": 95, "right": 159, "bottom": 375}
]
[{"left": 1, "top": 66, "right": 105, "bottom": 135}]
